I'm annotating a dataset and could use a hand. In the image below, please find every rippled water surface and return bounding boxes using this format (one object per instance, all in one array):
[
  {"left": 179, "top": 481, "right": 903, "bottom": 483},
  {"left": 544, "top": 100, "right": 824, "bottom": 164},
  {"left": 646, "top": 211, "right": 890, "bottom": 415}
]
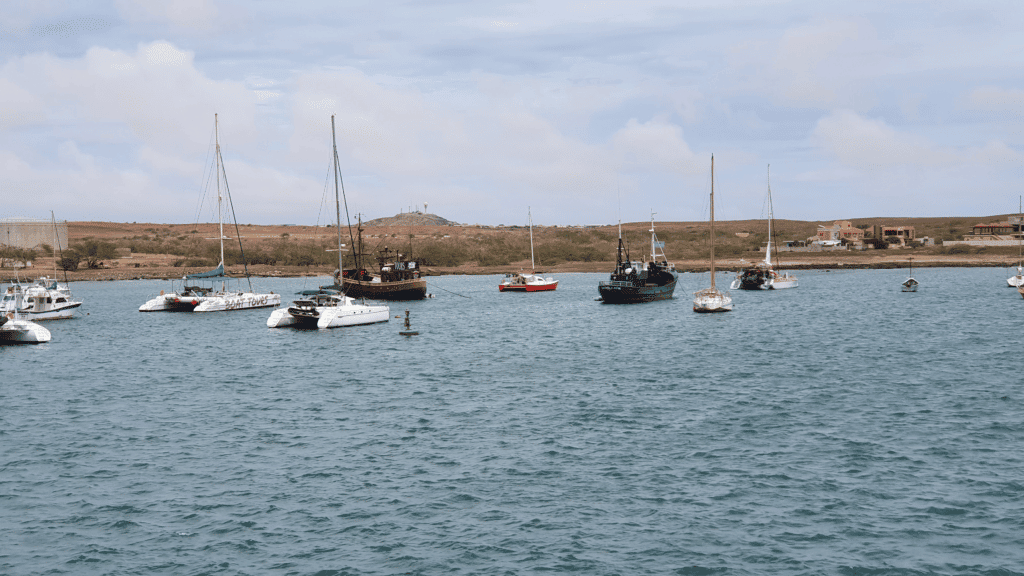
[{"left": 3, "top": 269, "right": 1024, "bottom": 575}]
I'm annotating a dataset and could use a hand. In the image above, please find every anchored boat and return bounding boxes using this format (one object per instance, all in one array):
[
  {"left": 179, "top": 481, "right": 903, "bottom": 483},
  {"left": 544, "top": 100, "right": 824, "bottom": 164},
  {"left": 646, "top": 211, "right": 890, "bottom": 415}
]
[{"left": 598, "top": 213, "right": 677, "bottom": 303}]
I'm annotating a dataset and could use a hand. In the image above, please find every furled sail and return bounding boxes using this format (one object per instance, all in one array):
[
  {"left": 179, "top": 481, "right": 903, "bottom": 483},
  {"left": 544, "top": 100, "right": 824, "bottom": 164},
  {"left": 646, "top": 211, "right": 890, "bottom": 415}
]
[{"left": 186, "top": 262, "right": 225, "bottom": 279}]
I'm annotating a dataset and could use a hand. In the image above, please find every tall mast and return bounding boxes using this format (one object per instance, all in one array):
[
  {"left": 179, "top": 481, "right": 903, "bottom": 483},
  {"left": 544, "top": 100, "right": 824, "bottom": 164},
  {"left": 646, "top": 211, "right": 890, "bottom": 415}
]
[
  {"left": 765, "top": 165, "right": 773, "bottom": 267},
  {"left": 650, "top": 211, "right": 656, "bottom": 262},
  {"left": 529, "top": 207, "right": 535, "bottom": 270},
  {"left": 332, "top": 115, "right": 343, "bottom": 278},
  {"left": 215, "top": 113, "right": 224, "bottom": 269},
  {"left": 710, "top": 154, "right": 716, "bottom": 290}
]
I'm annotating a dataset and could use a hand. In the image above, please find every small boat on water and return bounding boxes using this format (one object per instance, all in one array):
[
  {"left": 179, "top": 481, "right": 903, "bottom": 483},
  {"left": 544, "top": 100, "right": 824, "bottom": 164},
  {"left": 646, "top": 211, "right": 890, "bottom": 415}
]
[
  {"left": 730, "top": 165, "right": 798, "bottom": 291},
  {"left": 902, "top": 258, "right": 918, "bottom": 292},
  {"left": 501, "top": 207, "right": 557, "bottom": 292},
  {"left": 18, "top": 277, "right": 82, "bottom": 320},
  {"left": 598, "top": 214, "right": 677, "bottom": 303},
  {"left": 1009, "top": 197, "right": 1024, "bottom": 287},
  {"left": 694, "top": 154, "right": 733, "bottom": 313},
  {"left": 0, "top": 290, "right": 51, "bottom": 344},
  {"left": 267, "top": 115, "right": 390, "bottom": 329},
  {"left": 139, "top": 114, "right": 280, "bottom": 313}
]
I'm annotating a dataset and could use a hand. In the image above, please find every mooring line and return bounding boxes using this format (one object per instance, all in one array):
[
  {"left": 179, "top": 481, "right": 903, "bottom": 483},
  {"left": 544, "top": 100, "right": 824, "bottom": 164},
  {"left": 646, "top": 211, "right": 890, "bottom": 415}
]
[{"left": 425, "top": 280, "right": 471, "bottom": 298}]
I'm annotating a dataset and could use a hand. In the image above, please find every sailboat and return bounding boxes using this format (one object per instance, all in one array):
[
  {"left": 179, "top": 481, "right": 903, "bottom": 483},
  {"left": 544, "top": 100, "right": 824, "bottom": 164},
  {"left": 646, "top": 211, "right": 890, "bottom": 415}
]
[
  {"left": 266, "top": 115, "right": 390, "bottom": 329},
  {"left": 693, "top": 155, "right": 733, "bottom": 313},
  {"left": 139, "top": 114, "right": 281, "bottom": 312},
  {"left": 500, "top": 207, "right": 558, "bottom": 292},
  {"left": 598, "top": 213, "right": 677, "bottom": 303},
  {"left": 902, "top": 257, "right": 918, "bottom": 292},
  {"left": 730, "top": 166, "right": 798, "bottom": 290},
  {"left": 1008, "top": 197, "right": 1023, "bottom": 287}
]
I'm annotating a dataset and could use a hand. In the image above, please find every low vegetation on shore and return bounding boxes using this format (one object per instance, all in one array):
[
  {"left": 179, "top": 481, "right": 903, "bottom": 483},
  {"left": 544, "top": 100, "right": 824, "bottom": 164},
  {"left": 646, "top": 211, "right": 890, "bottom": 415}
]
[{"left": 3, "top": 216, "right": 1019, "bottom": 282}]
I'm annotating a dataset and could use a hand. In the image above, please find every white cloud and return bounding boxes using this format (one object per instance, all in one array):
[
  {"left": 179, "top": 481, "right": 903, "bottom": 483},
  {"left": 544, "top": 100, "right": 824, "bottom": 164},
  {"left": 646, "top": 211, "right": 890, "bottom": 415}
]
[
  {"left": 812, "top": 110, "right": 959, "bottom": 168},
  {"left": 966, "top": 86, "right": 1024, "bottom": 115}
]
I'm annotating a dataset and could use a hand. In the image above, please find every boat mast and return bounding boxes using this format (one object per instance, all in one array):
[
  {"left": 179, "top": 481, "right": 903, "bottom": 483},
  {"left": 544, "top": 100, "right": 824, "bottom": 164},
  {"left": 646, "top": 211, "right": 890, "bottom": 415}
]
[
  {"left": 650, "top": 211, "right": 656, "bottom": 263},
  {"left": 331, "top": 115, "right": 344, "bottom": 281},
  {"left": 765, "top": 165, "right": 774, "bottom": 267},
  {"left": 710, "top": 154, "right": 716, "bottom": 290},
  {"left": 529, "top": 207, "right": 535, "bottom": 271},
  {"left": 215, "top": 114, "right": 224, "bottom": 272}
]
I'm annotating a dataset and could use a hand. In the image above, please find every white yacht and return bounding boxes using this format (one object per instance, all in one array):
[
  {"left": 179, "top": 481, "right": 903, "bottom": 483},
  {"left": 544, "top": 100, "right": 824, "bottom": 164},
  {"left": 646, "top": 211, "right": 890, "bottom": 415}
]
[{"left": 18, "top": 277, "right": 82, "bottom": 320}]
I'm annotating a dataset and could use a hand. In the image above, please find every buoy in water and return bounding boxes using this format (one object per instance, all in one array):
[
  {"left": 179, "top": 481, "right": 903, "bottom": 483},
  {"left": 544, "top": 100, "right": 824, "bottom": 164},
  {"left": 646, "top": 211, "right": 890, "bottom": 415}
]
[{"left": 399, "top": 309, "right": 419, "bottom": 336}]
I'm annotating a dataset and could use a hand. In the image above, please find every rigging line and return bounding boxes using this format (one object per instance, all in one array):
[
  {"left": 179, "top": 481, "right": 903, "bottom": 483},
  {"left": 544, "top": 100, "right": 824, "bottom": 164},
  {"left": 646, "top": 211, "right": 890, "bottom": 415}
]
[
  {"left": 218, "top": 146, "right": 254, "bottom": 293},
  {"left": 424, "top": 280, "right": 471, "bottom": 298},
  {"left": 334, "top": 150, "right": 358, "bottom": 271},
  {"left": 50, "top": 212, "right": 70, "bottom": 290}
]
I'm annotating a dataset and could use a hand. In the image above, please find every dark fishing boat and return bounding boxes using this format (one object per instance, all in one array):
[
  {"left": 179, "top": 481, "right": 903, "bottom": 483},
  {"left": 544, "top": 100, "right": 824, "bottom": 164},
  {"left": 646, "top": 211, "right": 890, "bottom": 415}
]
[
  {"left": 339, "top": 218, "right": 428, "bottom": 301},
  {"left": 598, "top": 215, "right": 677, "bottom": 303}
]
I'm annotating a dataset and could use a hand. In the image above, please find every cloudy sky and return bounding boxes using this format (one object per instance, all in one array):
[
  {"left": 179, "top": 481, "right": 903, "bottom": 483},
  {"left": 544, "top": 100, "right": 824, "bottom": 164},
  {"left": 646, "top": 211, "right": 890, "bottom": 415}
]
[{"left": 1, "top": 0, "right": 1022, "bottom": 226}]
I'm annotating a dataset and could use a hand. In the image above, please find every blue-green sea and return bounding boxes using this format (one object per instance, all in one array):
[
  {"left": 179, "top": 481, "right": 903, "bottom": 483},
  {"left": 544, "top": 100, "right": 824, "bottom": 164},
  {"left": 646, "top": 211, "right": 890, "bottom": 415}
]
[{"left": 2, "top": 268, "right": 1023, "bottom": 575}]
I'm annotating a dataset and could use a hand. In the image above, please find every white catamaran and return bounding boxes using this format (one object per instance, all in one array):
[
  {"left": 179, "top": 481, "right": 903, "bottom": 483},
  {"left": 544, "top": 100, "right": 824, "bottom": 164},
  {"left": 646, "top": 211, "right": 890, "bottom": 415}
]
[
  {"left": 139, "top": 114, "right": 280, "bottom": 313},
  {"left": 266, "top": 115, "right": 390, "bottom": 329}
]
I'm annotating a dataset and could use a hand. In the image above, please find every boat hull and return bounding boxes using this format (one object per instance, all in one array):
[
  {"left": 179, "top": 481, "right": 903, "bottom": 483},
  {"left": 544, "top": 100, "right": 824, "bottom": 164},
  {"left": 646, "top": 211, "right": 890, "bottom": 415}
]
[
  {"left": 267, "top": 303, "right": 390, "bottom": 328},
  {"left": 499, "top": 281, "right": 558, "bottom": 292},
  {"left": 1008, "top": 275, "right": 1024, "bottom": 287},
  {"left": 0, "top": 318, "right": 51, "bottom": 343},
  {"left": 17, "top": 302, "right": 81, "bottom": 320},
  {"left": 598, "top": 279, "right": 676, "bottom": 303},
  {"left": 342, "top": 278, "right": 427, "bottom": 300},
  {"left": 194, "top": 292, "right": 282, "bottom": 312},
  {"left": 770, "top": 275, "right": 799, "bottom": 289},
  {"left": 693, "top": 289, "right": 733, "bottom": 313},
  {"left": 139, "top": 293, "right": 212, "bottom": 312}
]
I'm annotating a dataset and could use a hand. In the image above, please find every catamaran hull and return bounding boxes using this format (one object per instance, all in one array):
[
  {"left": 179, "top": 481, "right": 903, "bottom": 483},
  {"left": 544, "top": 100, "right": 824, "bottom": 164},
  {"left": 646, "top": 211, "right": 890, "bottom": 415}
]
[
  {"left": 267, "top": 304, "right": 390, "bottom": 328},
  {"left": 598, "top": 280, "right": 676, "bottom": 303},
  {"left": 341, "top": 278, "right": 428, "bottom": 300},
  {"left": 139, "top": 294, "right": 212, "bottom": 312},
  {"left": 0, "top": 319, "right": 51, "bottom": 343},
  {"left": 194, "top": 293, "right": 282, "bottom": 312}
]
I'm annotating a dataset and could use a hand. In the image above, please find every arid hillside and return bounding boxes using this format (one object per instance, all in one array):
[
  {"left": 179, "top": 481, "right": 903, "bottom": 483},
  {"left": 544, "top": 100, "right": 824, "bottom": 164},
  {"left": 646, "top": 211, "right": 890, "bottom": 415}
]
[{"left": 4, "top": 213, "right": 1018, "bottom": 281}]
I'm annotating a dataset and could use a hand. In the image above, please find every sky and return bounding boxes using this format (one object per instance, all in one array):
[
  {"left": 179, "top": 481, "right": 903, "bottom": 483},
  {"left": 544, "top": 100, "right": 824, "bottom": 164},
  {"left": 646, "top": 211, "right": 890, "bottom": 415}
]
[{"left": 1, "top": 0, "right": 1023, "bottom": 227}]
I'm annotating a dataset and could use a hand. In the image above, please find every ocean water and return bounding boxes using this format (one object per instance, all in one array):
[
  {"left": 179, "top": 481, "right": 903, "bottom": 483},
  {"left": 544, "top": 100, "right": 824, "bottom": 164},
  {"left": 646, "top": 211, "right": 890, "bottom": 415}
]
[{"left": 2, "top": 268, "right": 1023, "bottom": 575}]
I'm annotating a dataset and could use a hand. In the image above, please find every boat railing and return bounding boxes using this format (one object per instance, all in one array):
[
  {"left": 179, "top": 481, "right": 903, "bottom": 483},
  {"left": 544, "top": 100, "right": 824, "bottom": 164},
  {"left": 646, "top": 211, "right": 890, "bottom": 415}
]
[{"left": 599, "top": 280, "right": 636, "bottom": 288}]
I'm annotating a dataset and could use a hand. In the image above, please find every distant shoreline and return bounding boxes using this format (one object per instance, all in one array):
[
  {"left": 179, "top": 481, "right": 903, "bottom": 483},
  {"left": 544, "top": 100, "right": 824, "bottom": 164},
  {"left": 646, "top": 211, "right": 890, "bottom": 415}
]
[{"left": 7, "top": 255, "right": 1020, "bottom": 283}]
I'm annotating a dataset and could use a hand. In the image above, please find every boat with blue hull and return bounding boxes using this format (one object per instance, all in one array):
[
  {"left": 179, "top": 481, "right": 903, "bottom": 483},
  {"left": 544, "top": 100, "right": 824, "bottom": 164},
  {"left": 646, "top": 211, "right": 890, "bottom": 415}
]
[{"left": 598, "top": 215, "right": 677, "bottom": 303}]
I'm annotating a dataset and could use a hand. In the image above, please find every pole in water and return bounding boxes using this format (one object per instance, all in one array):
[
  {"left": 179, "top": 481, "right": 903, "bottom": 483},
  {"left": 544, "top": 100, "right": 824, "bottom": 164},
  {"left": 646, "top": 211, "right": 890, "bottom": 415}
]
[{"left": 399, "top": 309, "right": 419, "bottom": 336}]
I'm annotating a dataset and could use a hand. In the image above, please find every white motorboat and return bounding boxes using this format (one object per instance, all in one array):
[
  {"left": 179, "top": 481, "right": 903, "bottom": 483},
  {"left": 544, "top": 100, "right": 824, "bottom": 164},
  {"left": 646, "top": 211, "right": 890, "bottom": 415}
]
[
  {"left": 0, "top": 290, "right": 51, "bottom": 344},
  {"left": 694, "top": 154, "right": 733, "bottom": 313},
  {"left": 730, "top": 166, "right": 798, "bottom": 291},
  {"left": 18, "top": 277, "right": 82, "bottom": 320},
  {"left": 500, "top": 208, "right": 558, "bottom": 292},
  {"left": 139, "top": 114, "right": 280, "bottom": 313},
  {"left": 267, "top": 115, "right": 390, "bottom": 329}
]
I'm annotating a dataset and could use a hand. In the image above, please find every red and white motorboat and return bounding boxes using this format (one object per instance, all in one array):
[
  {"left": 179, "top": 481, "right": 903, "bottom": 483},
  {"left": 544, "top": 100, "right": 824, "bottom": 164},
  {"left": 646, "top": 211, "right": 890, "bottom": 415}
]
[{"left": 499, "top": 272, "right": 558, "bottom": 292}]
